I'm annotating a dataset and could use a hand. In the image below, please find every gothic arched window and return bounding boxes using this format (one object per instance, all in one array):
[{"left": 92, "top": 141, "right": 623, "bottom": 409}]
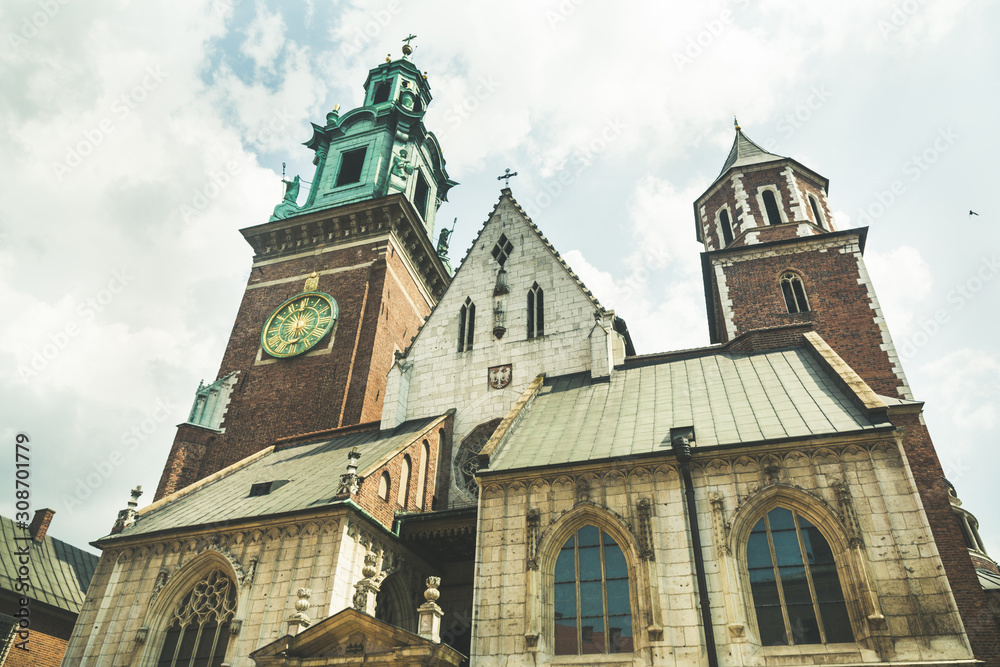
[
  {"left": 416, "top": 440, "right": 430, "bottom": 509},
  {"left": 398, "top": 455, "right": 412, "bottom": 507},
  {"left": 156, "top": 570, "right": 236, "bottom": 667},
  {"left": 553, "top": 525, "right": 633, "bottom": 655},
  {"left": 747, "top": 507, "right": 853, "bottom": 646},
  {"left": 780, "top": 272, "right": 809, "bottom": 314},
  {"left": 458, "top": 298, "right": 475, "bottom": 352},
  {"left": 719, "top": 209, "right": 734, "bottom": 246},
  {"left": 378, "top": 471, "right": 391, "bottom": 501},
  {"left": 762, "top": 189, "right": 782, "bottom": 225},
  {"left": 527, "top": 283, "right": 544, "bottom": 339}
]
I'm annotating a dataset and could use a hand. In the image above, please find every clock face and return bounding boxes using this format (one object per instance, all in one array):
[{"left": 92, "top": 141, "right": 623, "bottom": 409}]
[{"left": 261, "top": 292, "right": 338, "bottom": 358}]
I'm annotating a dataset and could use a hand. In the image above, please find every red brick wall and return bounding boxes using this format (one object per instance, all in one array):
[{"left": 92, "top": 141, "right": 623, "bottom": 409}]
[
  {"left": 351, "top": 417, "right": 451, "bottom": 529},
  {"left": 893, "top": 414, "right": 1000, "bottom": 664},
  {"left": 154, "top": 423, "right": 215, "bottom": 499},
  {"left": 714, "top": 243, "right": 905, "bottom": 397},
  {"left": 698, "top": 164, "right": 833, "bottom": 251},
  {"left": 0, "top": 594, "right": 75, "bottom": 667},
  {"left": 156, "top": 235, "right": 435, "bottom": 501}
]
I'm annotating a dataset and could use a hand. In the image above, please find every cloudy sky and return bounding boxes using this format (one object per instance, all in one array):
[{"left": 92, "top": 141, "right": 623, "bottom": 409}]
[{"left": 1, "top": 0, "right": 997, "bottom": 559}]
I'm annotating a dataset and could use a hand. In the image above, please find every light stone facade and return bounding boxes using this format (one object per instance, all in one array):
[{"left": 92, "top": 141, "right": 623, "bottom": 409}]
[
  {"left": 381, "top": 192, "right": 626, "bottom": 503},
  {"left": 471, "top": 434, "right": 975, "bottom": 666},
  {"left": 63, "top": 510, "right": 432, "bottom": 667}
]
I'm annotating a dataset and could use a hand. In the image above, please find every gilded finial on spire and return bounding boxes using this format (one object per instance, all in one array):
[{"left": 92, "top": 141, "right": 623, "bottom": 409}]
[{"left": 734, "top": 115, "right": 741, "bottom": 131}]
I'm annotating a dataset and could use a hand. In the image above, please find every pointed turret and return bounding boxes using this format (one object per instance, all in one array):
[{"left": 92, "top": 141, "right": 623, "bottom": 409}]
[
  {"left": 716, "top": 119, "right": 785, "bottom": 179},
  {"left": 695, "top": 122, "right": 832, "bottom": 251}
]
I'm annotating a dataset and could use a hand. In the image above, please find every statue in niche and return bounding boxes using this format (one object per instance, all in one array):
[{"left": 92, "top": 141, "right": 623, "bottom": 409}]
[
  {"left": 282, "top": 175, "right": 300, "bottom": 203},
  {"left": 390, "top": 149, "right": 415, "bottom": 179}
]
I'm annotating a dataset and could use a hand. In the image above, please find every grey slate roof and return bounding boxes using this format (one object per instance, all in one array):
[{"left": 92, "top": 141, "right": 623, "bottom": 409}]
[
  {"left": 102, "top": 416, "right": 446, "bottom": 542},
  {"left": 486, "top": 347, "right": 891, "bottom": 472},
  {"left": 0, "top": 515, "right": 98, "bottom": 613},
  {"left": 718, "top": 128, "right": 785, "bottom": 178}
]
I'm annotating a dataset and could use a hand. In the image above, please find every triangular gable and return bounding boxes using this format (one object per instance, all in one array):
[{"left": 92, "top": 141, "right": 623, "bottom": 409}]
[
  {"left": 380, "top": 188, "right": 628, "bottom": 502},
  {"left": 398, "top": 188, "right": 603, "bottom": 360},
  {"left": 249, "top": 607, "right": 464, "bottom": 666}
]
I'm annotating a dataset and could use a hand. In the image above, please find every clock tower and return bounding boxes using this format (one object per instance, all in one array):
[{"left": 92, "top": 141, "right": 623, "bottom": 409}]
[{"left": 155, "top": 43, "right": 457, "bottom": 500}]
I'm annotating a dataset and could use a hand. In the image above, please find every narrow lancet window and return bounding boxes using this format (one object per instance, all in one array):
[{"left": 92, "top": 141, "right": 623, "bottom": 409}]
[
  {"left": 762, "top": 190, "right": 782, "bottom": 225},
  {"left": 459, "top": 298, "right": 476, "bottom": 351},
  {"left": 720, "top": 209, "right": 734, "bottom": 245},
  {"left": 527, "top": 283, "right": 544, "bottom": 339}
]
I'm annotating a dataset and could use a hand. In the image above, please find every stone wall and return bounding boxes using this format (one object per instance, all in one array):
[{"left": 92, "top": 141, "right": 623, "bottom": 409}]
[
  {"left": 471, "top": 434, "right": 974, "bottom": 666},
  {"left": 61, "top": 510, "right": 432, "bottom": 667},
  {"left": 382, "top": 194, "right": 620, "bottom": 505}
]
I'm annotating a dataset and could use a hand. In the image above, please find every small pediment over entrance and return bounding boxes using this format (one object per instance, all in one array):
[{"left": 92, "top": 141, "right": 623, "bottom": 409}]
[{"left": 249, "top": 607, "right": 464, "bottom": 666}]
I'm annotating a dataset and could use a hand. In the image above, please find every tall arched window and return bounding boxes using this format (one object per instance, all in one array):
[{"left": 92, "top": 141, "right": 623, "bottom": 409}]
[
  {"left": 780, "top": 272, "right": 809, "bottom": 313},
  {"left": 553, "top": 525, "right": 633, "bottom": 655},
  {"left": 808, "top": 194, "right": 825, "bottom": 230},
  {"left": 762, "top": 189, "right": 782, "bottom": 225},
  {"left": 398, "top": 455, "right": 412, "bottom": 507},
  {"left": 378, "top": 471, "right": 391, "bottom": 501},
  {"left": 747, "top": 507, "right": 853, "bottom": 646},
  {"left": 458, "top": 298, "right": 475, "bottom": 352},
  {"left": 527, "top": 283, "right": 544, "bottom": 339},
  {"left": 156, "top": 570, "right": 236, "bottom": 667},
  {"left": 416, "top": 440, "right": 430, "bottom": 509},
  {"left": 719, "top": 209, "right": 734, "bottom": 246}
]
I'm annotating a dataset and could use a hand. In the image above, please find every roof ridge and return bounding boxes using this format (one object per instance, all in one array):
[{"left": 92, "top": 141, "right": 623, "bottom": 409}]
[{"left": 395, "top": 188, "right": 605, "bottom": 360}]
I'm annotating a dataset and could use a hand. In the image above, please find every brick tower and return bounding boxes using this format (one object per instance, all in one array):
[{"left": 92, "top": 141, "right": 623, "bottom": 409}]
[
  {"left": 696, "top": 122, "right": 1000, "bottom": 663},
  {"left": 155, "top": 43, "right": 457, "bottom": 500}
]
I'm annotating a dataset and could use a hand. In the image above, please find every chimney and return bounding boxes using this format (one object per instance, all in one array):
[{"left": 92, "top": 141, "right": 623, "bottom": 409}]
[{"left": 29, "top": 508, "right": 55, "bottom": 543}]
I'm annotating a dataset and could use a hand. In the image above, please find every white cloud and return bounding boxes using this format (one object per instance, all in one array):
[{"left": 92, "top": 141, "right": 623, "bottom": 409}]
[
  {"left": 241, "top": 1, "right": 287, "bottom": 72},
  {"left": 866, "top": 245, "right": 933, "bottom": 336}
]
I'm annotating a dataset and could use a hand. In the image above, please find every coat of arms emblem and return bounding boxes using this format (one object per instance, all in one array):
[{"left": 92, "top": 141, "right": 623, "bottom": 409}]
[{"left": 488, "top": 364, "right": 512, "bottom": 389}]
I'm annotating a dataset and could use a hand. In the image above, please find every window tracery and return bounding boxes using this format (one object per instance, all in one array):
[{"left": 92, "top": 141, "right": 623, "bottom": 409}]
[{"left": 155, "top": 570, "right": 236, "bottom": 667}]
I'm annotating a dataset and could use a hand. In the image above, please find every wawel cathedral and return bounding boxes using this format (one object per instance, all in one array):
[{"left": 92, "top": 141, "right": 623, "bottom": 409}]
[{"left": 62, "top": 43, "right": 1000, "bottom": 667}]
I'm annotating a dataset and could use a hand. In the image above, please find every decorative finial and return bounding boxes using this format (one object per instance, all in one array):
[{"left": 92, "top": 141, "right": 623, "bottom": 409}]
[
  {"left": 422, "top": 71, "right": 428, "bottom": 80},
  {"left": 497, "top": 168, "right": 518, "bottom": 188},
  {"left": 402, "top": 34, "right": 417, "bottom": 57},
  {"left": 333, "top": 104, "right": 340, "bottom": 112},
  {"left": 734, "top": 115, "right": 741, "bottom": 131},
  {"left": 386, "top": 53, "right": 391, "bottom": 63}
]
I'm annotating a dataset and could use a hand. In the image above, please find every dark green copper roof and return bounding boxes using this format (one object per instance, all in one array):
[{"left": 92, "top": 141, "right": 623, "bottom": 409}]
[{"left": 0, "top": 515, "right": 98, "bottom": 613}]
